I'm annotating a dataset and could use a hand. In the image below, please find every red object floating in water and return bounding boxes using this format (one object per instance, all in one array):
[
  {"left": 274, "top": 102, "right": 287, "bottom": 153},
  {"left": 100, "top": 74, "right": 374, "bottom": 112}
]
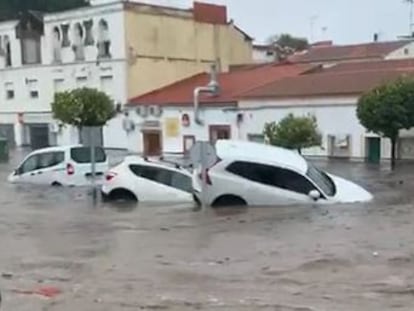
[{"left": 12, "top": 286, "right": 62, "bottom": 298}]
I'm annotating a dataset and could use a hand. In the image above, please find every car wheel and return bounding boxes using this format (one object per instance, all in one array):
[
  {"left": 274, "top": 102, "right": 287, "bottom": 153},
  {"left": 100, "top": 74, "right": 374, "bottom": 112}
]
[
  {"left": 51, "top": 181, "right": 62, "bottom": 187},
  {"left": 108, "top": 189, "right": 138, "bottom": 202},
  {"left": 212, "top": 195, "right": 247, "bottom": 208}
]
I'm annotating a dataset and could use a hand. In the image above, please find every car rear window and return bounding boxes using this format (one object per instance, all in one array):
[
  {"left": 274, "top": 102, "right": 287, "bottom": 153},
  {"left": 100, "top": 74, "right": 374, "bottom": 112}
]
[{"left": 70, "top": 147, "right": 107, "bottom": 163}]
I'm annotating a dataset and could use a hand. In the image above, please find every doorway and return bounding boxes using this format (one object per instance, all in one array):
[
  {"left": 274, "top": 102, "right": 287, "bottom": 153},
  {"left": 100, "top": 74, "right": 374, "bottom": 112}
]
[
  {"left": 366, "top": 137, "right": 381, "bottom": 164},
  {"left": 209, "top": 125, "right": 231, "bottom": 145},
  {"left": 28, "top": 124, "right": 50, "bottom": 150},
  {"left": 143, "top": 130, "right": 162, "bottom": 156}
]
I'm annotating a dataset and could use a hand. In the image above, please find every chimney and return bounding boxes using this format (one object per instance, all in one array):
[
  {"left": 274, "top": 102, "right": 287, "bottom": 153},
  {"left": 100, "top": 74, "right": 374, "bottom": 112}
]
[{"left": 373, "top": 33, "right": 379, "bottom": 42}]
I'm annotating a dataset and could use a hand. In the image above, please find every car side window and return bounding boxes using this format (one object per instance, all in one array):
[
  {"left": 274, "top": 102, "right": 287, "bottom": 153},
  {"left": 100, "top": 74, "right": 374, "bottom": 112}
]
[
  {"left": 170, "top": 172, "right": 192, "bottom": 193},
  {"left": 19, "top": 154, "right": 40, "bottom": 174},
  {"left": 38, "top": 152, "right": 65, "bottom": 169},
  {"left": 129, "top": 165, "right": 171, "bottom": 186},
  {"left": 226, "top": 161, "right": 317, "bottom": 195},
  {"left": 129, "top": 165, "right": 192, "bottom": 193}
]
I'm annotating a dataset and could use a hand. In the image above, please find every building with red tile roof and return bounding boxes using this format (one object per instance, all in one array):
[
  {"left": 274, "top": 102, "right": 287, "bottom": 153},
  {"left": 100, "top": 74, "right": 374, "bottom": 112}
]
[
  {"left": 289, "top": 40, "right": 413, "bottom": 64},
  {"left": 122, "top": 57, "right": 414, "bottom": 161},
  {"left": 242, "top": 59, "right": 414, "bottom": 99},
  {"left": 128, "top": 62, "right": 315, "bottom": 107},
  {"left": 237, "top": 58, "right": 414, "bottom": 162}
]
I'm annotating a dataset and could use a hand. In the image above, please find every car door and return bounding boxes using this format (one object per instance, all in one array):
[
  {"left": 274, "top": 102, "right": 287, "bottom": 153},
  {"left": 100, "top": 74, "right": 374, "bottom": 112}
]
[
  {"left": 128, "top": 165, "right": 190, "bottom": 202},
  {"left": 35, "top": 151, "right": 66, "bottom": 184},
  {"left": 168, "top": 170, "right": 193, "bottom": 202},
  {"left": 14, "top": 153, "right": 43, "bottom": 184},
  {"left": 226, "top": 161, "right": 319, "bottom": 206}
]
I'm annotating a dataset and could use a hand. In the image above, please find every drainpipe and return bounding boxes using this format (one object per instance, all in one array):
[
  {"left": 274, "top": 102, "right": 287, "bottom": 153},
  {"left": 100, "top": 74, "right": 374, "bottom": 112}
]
[{"left": 194, "top": 63, "right": 220, "bottom": 125}]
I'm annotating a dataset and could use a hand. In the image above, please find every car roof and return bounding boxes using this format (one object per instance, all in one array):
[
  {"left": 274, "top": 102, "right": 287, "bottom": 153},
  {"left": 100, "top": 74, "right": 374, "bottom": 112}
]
[
  {"left": 30, "top": 145, "right": 83, "bottom": 154},
  {"left": 121, "top": 155, "right": 191, "bottom": 175},
  {"left": 215, "top": 140, "right": 308, "bottom": 174}
]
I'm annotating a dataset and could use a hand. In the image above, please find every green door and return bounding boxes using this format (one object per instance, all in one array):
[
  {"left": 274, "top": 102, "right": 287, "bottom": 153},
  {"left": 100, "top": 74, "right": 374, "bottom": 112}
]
[{"left": 367, "top": 137, "right": 381, "bottom": 164}]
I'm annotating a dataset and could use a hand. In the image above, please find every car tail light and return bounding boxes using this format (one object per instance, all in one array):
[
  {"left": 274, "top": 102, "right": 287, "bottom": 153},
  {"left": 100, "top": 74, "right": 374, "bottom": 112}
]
[
  {"left": 105, "top": 172, "right": 117, "bottom": 181},
  {"left": 66, "top": 163, "right": 75, "bottom": 175},
  {"left": 198, "top": 158, "right": 221, "bottom": 185}
]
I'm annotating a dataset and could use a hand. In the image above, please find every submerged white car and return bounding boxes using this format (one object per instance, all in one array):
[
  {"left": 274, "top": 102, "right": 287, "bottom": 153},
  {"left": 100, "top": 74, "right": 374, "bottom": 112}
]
[
  {"left": 193, "top": 140, "right": 373, "bottom": 207},
  {"left": 8, "top": 145, "right": 109, "bottom": 186},
  {"left": 101, "top": 156, "right": 194, "bottom": 203}
]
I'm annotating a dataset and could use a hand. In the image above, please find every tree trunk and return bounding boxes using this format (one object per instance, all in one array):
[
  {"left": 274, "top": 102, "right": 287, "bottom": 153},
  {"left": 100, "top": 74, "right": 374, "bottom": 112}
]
[
  {"left": 78, "top": 126, "right": 83, "bottom": 144},
  {"left": 297, "top": 148, "right": 302, "bottom": 155},
  {"left": 390, "top": 137, "right": 397, "bottom": 171}
]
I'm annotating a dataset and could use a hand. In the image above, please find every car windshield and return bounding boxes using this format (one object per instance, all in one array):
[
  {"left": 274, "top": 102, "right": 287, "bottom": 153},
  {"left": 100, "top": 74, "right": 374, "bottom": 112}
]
[{"left": 306, "top": 163, "right": 336, "bottom": 197}]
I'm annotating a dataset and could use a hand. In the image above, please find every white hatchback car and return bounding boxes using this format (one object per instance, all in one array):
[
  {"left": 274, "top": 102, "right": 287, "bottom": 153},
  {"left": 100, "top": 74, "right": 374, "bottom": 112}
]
[
  {"left": 101, "top": 156, "right": 195, "bottom": 203},
  {"left": 193, "top": 140, "right": 373, "bottom": 207},
  {"left": 8, "top": 145, "right": 109, "bottom": 186}
]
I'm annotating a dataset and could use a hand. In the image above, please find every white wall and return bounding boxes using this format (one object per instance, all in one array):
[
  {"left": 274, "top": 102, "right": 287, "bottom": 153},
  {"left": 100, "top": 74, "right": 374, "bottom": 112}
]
[
  {"left": 0, "top": 3, "right": 128, "bottom": 148},
  {"left": 238, "top": 97, "right": 382, "bottom": 159},
  {"left": 43, "top": 2, "right": 126, "bottom": 64},
  {"left": 385, "top": 42, "right": 414, "bottom": 60},
  {"left": 252, "top": 47, "right": 274, "bottom": 63},
  {"left": 121, "top": 105, "right": 238, "bottom": 153}
]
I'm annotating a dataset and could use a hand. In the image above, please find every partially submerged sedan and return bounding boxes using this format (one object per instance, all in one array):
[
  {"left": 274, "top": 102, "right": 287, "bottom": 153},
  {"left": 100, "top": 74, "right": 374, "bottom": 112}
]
[
  {"left": 102, "top": 156, "right": 194, "bottom": 204},
  {"left": 193, "top": 140, "right": 373, "bottom": 207}
]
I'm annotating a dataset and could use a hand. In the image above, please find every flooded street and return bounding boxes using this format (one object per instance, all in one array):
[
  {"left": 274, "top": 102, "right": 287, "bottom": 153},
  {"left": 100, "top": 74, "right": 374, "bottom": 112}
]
[{"left": 1, "top": 152, "right": 414, "bottom": 310}]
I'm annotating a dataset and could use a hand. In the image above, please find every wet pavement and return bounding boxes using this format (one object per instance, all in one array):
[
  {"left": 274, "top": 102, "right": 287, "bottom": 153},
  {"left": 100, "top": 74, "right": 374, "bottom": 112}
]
[{"left": 1, "top": 151, "right": 414, "bottom": 310}]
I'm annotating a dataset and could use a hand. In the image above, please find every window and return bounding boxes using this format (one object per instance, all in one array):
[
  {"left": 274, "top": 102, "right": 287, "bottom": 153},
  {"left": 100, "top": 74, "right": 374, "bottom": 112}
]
[
  {"left": 6, "top": 90, "right": 14, "bottom": 100},
  {"left": 4, "top": 35, "right": 11, "bottom": 67},
  {"left": 21, "top": 37, "right": 41, "bottom": 64},
  {"left": 61, "top": 24, "right": 71, "bottom": 47},
  {"left": 76, "top": 76, "right": 87, "bottom": 88},
  {"left": 97, "top": 19, "right": 111, "bottom": 58},
  {"left": 5, "top": 82, "right": 14, "bottom": 99},
  {"left": 38, "top": 152, "right": 64, "bottom": 169},
  {"left": 129, "top": 165, "right": 192, "bottom": 193},
  {"left": 18, "top": 154, "right": 40, "bottom": 174},
  {"left": 100, "top": 76, "right": 113, "bottom": 97},
  {"left": 27, "top": 79, "right": 39, "bottom": 98},
  {"left": 53, "top": 79, "right": 64, "bottom": 93},
  {"left": 306, "top": 163, "right": 336, "bottom": 196},
  {"left": 30, "top": 90, "right": 39, "bottom": 98},
  {"left": 73, "top": 23, "right": 85, "bottom": 61},
  {"left": 52, "top": 26, "right": 62, "bottom": 63},
  {"left": 83, "top": 19, "right": 94, "bottom": 46},
  {"left": 70, "top": 147, "right": 106, "bottom": 163},
  {"left": 226, "top": 161, "right": 318, "bottom": 196},
  {"left": 171, "top": 171, "right": 192, "bottom": 193}
]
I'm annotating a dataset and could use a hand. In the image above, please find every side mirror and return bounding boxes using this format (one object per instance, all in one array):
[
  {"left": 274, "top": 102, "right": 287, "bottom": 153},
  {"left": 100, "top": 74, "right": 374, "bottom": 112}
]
[{"left": 308, "top": 190, "right": 321, "bottom": 201}]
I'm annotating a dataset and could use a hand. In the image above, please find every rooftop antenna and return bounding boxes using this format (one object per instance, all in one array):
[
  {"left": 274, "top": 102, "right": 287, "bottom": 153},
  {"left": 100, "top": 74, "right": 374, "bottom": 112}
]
[
  {"left": 404, "top": 0, "right": 414, "bottom": 36},
  {"left": 310, "top": 15, "right": 318, "bottom": 42}
]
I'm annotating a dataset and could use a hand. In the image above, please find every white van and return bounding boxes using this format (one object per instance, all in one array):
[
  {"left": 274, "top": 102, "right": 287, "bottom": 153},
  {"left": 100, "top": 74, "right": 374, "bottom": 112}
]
[{"left": 8, "top": 145, "right": 109, "bottom": 186}]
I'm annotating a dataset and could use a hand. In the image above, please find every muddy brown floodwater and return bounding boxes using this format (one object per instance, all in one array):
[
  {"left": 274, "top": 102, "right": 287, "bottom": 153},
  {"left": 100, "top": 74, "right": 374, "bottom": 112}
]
[{"left": 1, "top": 151, "right": 414, "bottom": 310}]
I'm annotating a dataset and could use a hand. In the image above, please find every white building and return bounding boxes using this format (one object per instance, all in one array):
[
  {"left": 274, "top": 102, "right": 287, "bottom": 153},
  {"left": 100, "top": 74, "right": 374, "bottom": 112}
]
[
  {"left": 123, "top": 62, "right": 311, "bottom": 155},
  {"left": 0, "top": 3, "right": 127, "bottom": 149},
  {"left": 252, "top": 44, "right": 276, "bottom": 63},
  {"left": 124, "top": 58, "right": 414, "bottom": 163}
]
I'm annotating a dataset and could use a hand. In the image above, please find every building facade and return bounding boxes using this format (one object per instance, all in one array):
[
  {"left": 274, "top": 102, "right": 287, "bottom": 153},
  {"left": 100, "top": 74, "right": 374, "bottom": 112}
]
[
  {"left": 0, "top": 0, "right": 253, "bottom": 150},
  {"left": 124, "top": 58, "right": 414, "bottom": 162}
]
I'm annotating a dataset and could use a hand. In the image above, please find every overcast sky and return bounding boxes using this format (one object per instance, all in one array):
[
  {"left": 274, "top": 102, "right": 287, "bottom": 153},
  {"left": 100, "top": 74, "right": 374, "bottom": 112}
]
[{"left": 149, "top": 0, "right": 412, "bottom": 44}]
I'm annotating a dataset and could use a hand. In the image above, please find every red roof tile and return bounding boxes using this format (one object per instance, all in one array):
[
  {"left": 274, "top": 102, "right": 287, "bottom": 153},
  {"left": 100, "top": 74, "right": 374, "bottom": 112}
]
[
  {"left": 242, "top": 67, "right": 414, "bottom": 99},
  {"left": 128, "top": 63, "right": 314, "bottom": 106},
  {"left": 289, "top": 41, "right": 411, "bottom": 63},
  {"left": 321, "top": 58, "right": 414, "bottom": 74}
]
